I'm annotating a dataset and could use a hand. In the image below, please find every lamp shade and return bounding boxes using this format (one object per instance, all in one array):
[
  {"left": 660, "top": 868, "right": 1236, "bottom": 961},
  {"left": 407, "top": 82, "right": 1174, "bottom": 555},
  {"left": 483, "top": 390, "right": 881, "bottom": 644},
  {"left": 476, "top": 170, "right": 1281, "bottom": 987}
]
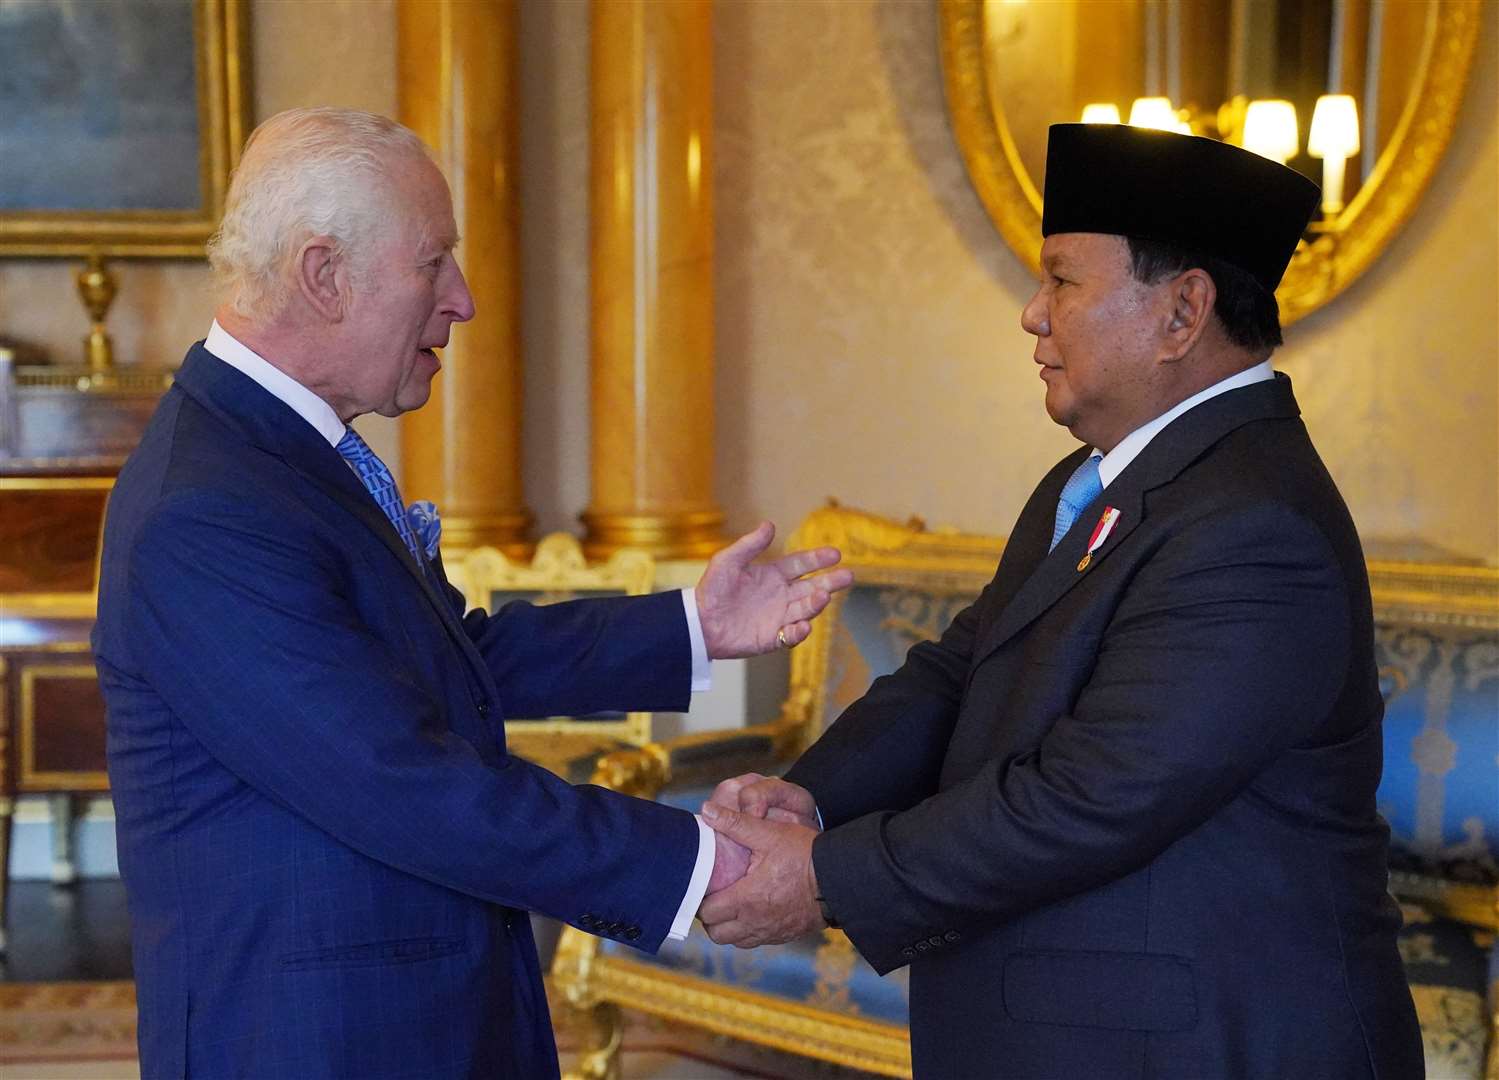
[
  {"left": 1080, "top": 103, "right": 1122, "bottom": 125},
  {"left": 1309, "top": 94, "right": 1361, "bottom": 158},
  {"left": 1127, "top": 97, "right": 1189, "bottom": 133},
  {"left": 1243, "top": 99, "right": 1299, "bottom": 164}
]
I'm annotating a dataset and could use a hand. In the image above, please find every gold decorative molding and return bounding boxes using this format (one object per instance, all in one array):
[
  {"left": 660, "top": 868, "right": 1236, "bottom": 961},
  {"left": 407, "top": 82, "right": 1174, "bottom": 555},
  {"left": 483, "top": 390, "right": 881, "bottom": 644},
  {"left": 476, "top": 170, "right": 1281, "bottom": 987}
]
[
  {"left": 0, "top": 654, "right": 9, "bottom": 794},
  {"left": 555, "top": 944, "right": 913, "bottom": 1078},
  {"left": 1368, "top": 561, "right": 1499, "bottom": 630},
  {"left": 0, "top": 478, "right": 115, "bottom": 493},
  {"left": 578, "top": 511, "right": 727, "bottom": 563},
  {"left": 938, "top": 0, "right": 1483, "bottom": 325},
  {"left": 19, "top": 660, "right": 109, "bottom": 792}
]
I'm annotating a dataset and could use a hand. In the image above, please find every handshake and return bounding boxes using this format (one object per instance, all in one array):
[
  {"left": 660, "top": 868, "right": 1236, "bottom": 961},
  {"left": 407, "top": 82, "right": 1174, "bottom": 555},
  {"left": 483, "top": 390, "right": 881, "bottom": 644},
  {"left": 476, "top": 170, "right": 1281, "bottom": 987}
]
[{"left": 697, "top": 772, "right": 830, "bottom": 948}]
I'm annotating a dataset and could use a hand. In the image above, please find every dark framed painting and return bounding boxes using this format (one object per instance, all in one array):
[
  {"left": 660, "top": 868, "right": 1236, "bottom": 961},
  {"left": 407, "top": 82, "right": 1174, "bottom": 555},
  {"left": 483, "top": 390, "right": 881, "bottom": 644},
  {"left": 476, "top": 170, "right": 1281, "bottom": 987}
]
[{"left": 0, "top": 0, "right": 252, "bottom": 257}]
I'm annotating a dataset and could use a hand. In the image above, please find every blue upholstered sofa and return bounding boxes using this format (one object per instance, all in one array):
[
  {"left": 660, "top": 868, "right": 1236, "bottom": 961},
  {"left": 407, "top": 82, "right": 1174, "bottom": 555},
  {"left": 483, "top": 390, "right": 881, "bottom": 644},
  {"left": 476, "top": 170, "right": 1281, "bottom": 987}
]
[{"left": 551, "top": 506, "right": 1499, "bottom": 1080}]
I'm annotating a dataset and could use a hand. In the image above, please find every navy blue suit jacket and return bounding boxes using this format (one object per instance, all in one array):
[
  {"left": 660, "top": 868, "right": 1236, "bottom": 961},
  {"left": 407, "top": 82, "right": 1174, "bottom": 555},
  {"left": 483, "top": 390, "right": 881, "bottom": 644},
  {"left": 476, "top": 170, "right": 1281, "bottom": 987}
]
[
  {"left": 93, "top": 344, "right": 701, "bottom": 1078},
  {"left": 788, "top": 377, "right": 1423, "bottom": 1079}
]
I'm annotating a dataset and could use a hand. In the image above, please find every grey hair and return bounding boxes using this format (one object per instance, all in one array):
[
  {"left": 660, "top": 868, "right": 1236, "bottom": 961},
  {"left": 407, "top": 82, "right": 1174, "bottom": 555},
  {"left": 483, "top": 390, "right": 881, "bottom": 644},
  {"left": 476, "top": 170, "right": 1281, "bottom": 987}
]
[{"left": 207, "top": 107, "right": 433, "bottom": 323}]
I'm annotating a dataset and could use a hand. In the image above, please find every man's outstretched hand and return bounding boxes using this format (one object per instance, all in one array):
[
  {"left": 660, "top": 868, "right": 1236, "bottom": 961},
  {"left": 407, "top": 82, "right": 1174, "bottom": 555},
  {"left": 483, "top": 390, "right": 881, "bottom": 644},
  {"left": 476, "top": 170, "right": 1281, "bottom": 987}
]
[
  {"left": 695, "top": 522, "right": 854, "bottom": 659},
  {"left": 698, "top": 801, "right": 826, "bottom": 948}
]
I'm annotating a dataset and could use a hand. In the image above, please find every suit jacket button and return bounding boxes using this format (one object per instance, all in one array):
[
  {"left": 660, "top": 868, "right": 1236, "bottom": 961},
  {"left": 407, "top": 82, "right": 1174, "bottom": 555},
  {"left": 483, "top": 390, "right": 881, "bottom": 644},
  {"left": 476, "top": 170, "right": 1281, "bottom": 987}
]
[
  {"left": 477, "top": 700, "right": 491, "bottom": 718},
  {"left": 625, "top": 926, "right": 641, "bottom": 941},
  {"left": 579, "top": 914, "right": 596, "bottom": 929},
  {"left": 901, "top": 947, "right": 917, "bottom": 960},
  {"left": 608, "top": 921, "right": 626, "bottom": 935},
  {"left": 915, "top": 941, "right": 930, "bottom": 952},
  {"left": 928, "top": 935, "right": 944, "bottom": 948},
  {"left": 944, "top": 930, "right": 960, "bottom": 943}
]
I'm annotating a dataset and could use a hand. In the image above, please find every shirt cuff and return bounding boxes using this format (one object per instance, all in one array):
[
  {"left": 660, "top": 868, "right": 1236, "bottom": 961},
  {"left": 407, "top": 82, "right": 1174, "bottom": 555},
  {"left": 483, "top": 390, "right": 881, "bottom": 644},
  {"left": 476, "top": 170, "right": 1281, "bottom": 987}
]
[
  {"left": 668, "top": 815, "right": 717, "bottom": 940},
  {"left": 680, "top": 587, "right": 712, "bottom": 693}
]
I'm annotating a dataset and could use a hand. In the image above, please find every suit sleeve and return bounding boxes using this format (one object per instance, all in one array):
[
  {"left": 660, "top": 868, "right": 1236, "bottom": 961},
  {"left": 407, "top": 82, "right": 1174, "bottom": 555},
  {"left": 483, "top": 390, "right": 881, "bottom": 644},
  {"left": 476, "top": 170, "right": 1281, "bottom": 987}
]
[
  {"left": 783, "top": 583, "right": 991, "bottom": 825},
  {"left": 462, "top": 592, "right": 692, "bottom": 718},
  {"left": 430, "top": 563, "right": 693, "bottom": 719},
  {"left": 123, "top": 491, "right": 697, "bottom": 952},
  {"left": 811, "top": 502, "right": 1352, "bottom": 974}
]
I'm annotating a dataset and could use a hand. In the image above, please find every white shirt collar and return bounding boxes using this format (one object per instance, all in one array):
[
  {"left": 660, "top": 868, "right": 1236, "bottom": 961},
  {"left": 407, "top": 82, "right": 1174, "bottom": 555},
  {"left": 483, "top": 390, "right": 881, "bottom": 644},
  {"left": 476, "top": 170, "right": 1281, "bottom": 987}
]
[
  {"left": 1094, "top": 360, "right": 1275, "bottom": 488},
  {"left": 203, "top": 320, "right": 348, "bottom": 448}
]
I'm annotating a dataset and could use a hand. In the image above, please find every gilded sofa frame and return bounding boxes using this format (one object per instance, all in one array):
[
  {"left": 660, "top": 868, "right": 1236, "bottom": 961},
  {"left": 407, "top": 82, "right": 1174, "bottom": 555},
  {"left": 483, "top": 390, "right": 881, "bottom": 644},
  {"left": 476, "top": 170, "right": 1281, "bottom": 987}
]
[{"left": 551, "top": 504, "right": 1499, "bottom": 1079}]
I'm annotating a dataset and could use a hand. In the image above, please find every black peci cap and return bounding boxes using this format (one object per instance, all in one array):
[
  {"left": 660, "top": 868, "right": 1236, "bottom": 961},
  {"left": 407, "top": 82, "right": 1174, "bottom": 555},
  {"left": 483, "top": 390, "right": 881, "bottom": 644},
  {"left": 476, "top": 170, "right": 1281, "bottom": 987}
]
[{"left": 1041, "top": 123, "right": 1320, "bottom": 294}]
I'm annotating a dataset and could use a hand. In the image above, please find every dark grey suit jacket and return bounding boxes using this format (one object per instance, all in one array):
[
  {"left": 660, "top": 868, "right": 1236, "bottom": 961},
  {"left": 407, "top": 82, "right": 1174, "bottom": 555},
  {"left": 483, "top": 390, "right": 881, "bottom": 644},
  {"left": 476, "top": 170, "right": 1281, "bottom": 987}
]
[{"left": 787, "top": 376, "right": 1423, "bottom": 1079}]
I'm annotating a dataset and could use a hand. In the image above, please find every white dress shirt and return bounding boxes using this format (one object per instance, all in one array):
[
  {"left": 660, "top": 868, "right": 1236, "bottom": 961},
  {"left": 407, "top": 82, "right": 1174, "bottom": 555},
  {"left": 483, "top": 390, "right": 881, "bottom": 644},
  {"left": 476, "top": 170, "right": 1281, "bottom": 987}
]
[
  {"left": 204, "top": 321, "right": 716, "bottom": 939},
  {"left": 1091, "top": 360, "right": 1277, "bottom": 487}
]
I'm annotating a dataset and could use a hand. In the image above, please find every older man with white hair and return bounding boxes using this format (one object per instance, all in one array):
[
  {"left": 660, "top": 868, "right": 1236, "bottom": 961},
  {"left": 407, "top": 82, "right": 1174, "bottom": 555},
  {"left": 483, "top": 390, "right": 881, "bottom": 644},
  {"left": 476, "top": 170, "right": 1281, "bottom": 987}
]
[{"left": 92, "top": 107, "right": 849, "bottom": 1079}]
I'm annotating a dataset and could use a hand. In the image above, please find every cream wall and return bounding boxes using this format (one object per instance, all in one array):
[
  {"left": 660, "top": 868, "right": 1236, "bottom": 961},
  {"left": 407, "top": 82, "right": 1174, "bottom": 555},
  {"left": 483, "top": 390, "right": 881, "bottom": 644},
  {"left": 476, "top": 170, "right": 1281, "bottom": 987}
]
[{"left": 0, "top": 0, "right": 1492, "bottom": 565}]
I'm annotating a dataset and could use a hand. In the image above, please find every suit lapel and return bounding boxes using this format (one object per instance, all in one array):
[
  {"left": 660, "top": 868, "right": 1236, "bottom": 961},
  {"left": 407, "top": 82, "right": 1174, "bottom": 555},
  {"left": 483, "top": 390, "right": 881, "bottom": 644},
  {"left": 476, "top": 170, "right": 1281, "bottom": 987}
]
[
  {"left": 172, "top": 346, "right": 483, "bottom": 670},
  {"left": 974, "top": 375, "right": 1301, "bottom": 664}
]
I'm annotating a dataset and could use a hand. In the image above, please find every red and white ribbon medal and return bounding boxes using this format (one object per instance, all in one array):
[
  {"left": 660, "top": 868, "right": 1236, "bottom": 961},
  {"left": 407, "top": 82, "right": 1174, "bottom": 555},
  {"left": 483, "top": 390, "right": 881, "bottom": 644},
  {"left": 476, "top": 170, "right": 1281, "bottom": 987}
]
[{"left": 1077, "top": 506, "right": 1121, "bottom": 572}]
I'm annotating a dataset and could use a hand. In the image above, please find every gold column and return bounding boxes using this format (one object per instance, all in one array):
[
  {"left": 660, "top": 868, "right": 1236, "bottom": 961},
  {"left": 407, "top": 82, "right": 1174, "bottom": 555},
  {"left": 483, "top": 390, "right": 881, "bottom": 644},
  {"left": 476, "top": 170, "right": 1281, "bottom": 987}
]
[
  {"left": 398, "top": 0, "right": 532, "bottom": 556},
  {"left": 581, "top": 0, "right": 725, "bottom": 560}
]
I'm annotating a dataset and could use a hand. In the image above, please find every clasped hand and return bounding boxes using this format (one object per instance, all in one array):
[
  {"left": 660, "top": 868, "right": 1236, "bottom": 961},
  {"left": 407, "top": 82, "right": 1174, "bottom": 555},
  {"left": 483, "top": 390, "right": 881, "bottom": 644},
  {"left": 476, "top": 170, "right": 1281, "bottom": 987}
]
[{"left": 700, "top": 774, "right": 827, "bottom": 948}]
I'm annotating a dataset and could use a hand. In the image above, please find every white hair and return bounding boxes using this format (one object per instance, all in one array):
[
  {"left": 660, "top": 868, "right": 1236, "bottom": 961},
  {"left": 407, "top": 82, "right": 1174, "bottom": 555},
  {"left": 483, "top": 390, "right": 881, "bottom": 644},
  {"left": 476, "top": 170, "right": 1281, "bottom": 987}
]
[{"left": 207, "top": 107, "right": 433, "bottom": 323}]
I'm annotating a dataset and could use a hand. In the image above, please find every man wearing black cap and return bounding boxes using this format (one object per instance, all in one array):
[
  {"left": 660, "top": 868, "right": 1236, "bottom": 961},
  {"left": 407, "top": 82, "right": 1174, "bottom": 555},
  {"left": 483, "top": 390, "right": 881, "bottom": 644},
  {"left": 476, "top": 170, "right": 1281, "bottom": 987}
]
[{"left": 697, "top": 124, "right": 1424, "bottom": 1078}]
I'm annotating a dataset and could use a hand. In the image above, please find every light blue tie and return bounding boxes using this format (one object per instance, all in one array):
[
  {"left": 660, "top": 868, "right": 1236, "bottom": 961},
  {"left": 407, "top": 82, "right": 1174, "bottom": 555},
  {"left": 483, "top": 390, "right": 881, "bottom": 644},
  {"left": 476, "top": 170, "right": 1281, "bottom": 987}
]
[
  {"left": 1050, "top": 454, "right": 1103, "bottom": 551},
  {"left": 336, "top": 427, "right": 422, "bottom": 561}
]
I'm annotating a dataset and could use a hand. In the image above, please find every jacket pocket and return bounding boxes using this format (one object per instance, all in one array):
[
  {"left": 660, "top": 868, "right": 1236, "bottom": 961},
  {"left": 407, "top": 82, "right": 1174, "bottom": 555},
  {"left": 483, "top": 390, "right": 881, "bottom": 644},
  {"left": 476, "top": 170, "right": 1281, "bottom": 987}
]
[
  {"left": 280, "top": 936, "right": 465, "bottom": 970},
  {"left": 1002, "top": 949, "right": 1197, "bottom": 1032}
]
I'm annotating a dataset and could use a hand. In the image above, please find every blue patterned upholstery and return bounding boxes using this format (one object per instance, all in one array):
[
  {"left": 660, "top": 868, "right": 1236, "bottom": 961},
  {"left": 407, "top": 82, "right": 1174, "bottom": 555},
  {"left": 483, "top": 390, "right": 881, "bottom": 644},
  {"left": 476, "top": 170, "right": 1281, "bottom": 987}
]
[
  {"left": 1377, "top": 622, "right": 1499, "bottom": 888},
  {"left": 1375, "top": 617, "right": 1499, "bottom": 1079}
]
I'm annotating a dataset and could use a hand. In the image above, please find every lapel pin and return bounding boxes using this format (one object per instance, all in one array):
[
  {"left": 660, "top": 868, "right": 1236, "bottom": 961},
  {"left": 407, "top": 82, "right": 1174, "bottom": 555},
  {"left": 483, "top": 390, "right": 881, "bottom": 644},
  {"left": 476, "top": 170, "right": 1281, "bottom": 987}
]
[{"left": 1077, "top": 506, "right": 1121, "bottom": 572}]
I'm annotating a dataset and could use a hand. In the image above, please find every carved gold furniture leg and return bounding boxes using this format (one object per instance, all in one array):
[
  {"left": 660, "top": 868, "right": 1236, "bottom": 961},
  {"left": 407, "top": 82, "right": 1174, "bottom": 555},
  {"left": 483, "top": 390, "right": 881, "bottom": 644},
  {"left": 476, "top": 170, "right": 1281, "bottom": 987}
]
[{"left": 564, "top": 1002, "right": 624, "bottom": 1080}]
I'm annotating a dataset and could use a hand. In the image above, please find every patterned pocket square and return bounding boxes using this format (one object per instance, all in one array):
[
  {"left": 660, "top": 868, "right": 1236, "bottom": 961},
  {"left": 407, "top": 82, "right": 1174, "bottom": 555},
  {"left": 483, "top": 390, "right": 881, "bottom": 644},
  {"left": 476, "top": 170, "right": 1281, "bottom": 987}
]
[{"left": 406, "top": 500, "right": 442, "bottom": 560}]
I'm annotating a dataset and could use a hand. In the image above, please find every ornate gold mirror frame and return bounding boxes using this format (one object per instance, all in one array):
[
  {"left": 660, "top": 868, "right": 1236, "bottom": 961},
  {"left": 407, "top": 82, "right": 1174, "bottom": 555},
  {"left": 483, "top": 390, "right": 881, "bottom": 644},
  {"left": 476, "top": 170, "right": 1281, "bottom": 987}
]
[
  {"left": 938, "top": 0, "right": 1483, "bottom": 324},
  {"left": 0, "top": 0, "right": 251, "bottom": 258}
]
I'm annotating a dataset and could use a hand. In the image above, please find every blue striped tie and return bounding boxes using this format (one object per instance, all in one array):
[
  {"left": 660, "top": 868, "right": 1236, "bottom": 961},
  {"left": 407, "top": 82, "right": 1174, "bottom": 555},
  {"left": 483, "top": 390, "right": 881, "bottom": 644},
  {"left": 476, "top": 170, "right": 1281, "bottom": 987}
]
[
  {"left": 1050, "top": 454, "right": 1103, "bottom": 551},
  {"left": 336, "top": 427, "right": 421, "bottom": 561}
]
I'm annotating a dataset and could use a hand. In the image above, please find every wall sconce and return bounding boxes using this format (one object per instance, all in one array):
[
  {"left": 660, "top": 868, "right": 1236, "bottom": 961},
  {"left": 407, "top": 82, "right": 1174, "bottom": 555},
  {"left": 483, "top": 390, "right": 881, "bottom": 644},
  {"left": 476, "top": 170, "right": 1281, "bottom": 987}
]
[
  {"left": 1080, "top": 103, "right": 1122, "bottom": 124},
  {"left": 1242, "top": 99, "right": 1299, "bottom": 164},
  {"left": 1309, "top": 94, "right": 1361, "bottom": 216},
  {"left": 1127, "top": 97, "right": 1191, "bottom": 133}
]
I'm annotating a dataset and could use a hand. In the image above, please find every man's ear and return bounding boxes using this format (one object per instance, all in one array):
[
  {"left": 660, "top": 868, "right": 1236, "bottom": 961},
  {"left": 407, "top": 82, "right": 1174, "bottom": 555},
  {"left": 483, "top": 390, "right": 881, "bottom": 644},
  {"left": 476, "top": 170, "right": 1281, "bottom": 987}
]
[
  {"left": 295, "top": 236, "right": 347, "bottom": 322},
  {"left": 1162, "top": 267, "right": 1215, "bottom": 361}
]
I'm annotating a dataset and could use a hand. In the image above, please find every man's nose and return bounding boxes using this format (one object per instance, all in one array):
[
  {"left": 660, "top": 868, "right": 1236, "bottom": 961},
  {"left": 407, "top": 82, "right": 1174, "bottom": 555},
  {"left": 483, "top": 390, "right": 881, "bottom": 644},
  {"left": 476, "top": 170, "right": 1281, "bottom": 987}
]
[
  {"left": 1020, "top": 288, "right": 1049, "bottom": 337},
  {"left": 446, "top": 263, "right": 477, "bottom": 323}
]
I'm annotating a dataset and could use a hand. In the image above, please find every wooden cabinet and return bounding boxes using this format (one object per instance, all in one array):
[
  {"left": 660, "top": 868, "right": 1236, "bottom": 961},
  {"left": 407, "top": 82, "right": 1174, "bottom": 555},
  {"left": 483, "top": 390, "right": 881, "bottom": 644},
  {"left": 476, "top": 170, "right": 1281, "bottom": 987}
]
[{"left": 0, "top": 476, "right": 110, "bottom": 954}]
